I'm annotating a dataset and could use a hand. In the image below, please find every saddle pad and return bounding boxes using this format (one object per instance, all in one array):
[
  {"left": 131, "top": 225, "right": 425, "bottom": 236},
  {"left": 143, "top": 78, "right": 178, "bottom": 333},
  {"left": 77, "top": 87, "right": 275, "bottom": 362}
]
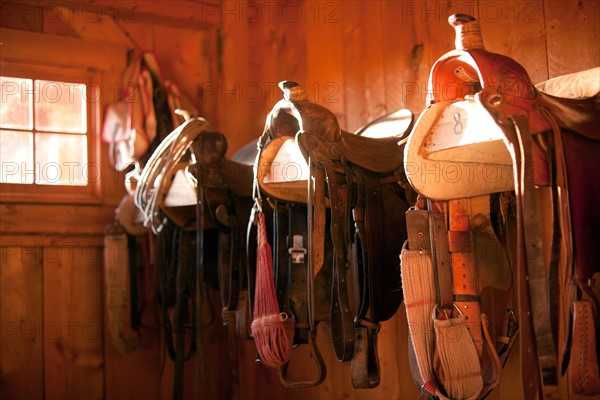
[{"left": 535, "top": 67, "right": 600, "bottom": 99}]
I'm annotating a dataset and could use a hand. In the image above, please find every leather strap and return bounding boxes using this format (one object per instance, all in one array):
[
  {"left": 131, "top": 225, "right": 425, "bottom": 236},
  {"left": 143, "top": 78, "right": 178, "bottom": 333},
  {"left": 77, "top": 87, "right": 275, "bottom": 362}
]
[
  {"left": 428, "top": 200, "right": 453, "bottom": 312},
  {"left": 507, "top": 115, "right": 559, "bottom": 399},
  {"left": 570, "top": 300, "right": 600, "bottom": 396},
  {"left": 287, "top": 203, "right": 310, "bottom": 343},
  {"left": 351, "top": 170, "right": 382, "bottom": 388},
  {"left": 449, "top": 198, "right": 483, "bottom": 357},
  {"left": 319, "top": 159, "right": 355, "bottom": 362}
]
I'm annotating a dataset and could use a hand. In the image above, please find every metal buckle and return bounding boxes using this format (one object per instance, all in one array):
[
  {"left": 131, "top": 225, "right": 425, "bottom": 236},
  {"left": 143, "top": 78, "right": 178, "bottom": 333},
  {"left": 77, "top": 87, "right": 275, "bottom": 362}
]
[
  {"left": 288, "top": 234, "right": 307, "bottom": 264},
  {"left": 418, "top": 382, "right": 439, "bottom": 400}
]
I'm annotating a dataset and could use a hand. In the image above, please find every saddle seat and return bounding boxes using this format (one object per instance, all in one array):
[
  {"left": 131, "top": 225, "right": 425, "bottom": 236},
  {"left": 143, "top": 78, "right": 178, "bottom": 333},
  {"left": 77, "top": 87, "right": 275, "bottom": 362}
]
[
  {"left": 341, "top": 132, "right": 404, "bottom": 174},
  {"left": 258, "top": 98, "right": 413, "bottom": 203}
]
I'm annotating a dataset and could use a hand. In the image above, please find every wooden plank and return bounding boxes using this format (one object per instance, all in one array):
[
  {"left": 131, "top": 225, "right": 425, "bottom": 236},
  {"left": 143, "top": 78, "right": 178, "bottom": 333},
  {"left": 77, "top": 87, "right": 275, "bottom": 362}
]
[
  {"left": 202, "top": 28, "right": 222, "bottom": 129},
  {"left": 153, "top": 25, "right": 210, "bottom": 121},
  {"left": 479, "top": 0, "right": 548, "bottom": 84},
  {"left": 103, "top": 234, "right": 161, "bottom": 400},
  {"left": 246, "top": 5, "right": 279, "bottom": 146},
  {"left": 0, "top": 28, "right": 127, "bottom": 71},
  {"left": 0, "top": 204, "right": 115, "bottom": 235},
  {"left": 0, "top": 245, "right": 44, "bottom": 400},
  {"left": 361, "top": 1, "right": 387, "bottom": 122},
  {"left": 43, "top": 5, "right": 135, "bottom": 46},
  {"left": 304, "top": 0, "right": 346, "bottom": 126},
  {"left": 104, "top": 326, "right": 160, "bottom": 400},
  {"left": 218, "top": 0, "right": 252, "bottom": 155},
  {"left": 382, "top": 0, "right": 430, "bottom": 114},
  {"left": 341, "top": 1, "right": 367, "bottom": 131},
  {"left": 544, "top": 0, "right": 600, "bottom": 78},
  {"left": 0, "top": 234, "right": 104, "bottom": 246},
  {"left": 13, "top": 0, "right": 221, "bottom": 30},
  {"left": 0, "top": 1, "right": 43, "bottom": 32},
  {"left": 44, "top": 245, "right": 104, "bottom": 399},
  {"left": 276, "top": 2, "right": 308, "bottom": 93}
]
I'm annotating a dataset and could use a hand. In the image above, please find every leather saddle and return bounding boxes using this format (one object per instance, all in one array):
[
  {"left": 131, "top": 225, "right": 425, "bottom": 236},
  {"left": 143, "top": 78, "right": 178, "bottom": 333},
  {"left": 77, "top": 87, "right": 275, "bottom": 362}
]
[
  {"left": 403, "top": 13, "right": 600, "bottom": 399},
  {"left": 254, "top": 82, "right": 415, "bottom": 388},
  {"left": 134, "top": 117, "right": 257, "bottom": 399}
]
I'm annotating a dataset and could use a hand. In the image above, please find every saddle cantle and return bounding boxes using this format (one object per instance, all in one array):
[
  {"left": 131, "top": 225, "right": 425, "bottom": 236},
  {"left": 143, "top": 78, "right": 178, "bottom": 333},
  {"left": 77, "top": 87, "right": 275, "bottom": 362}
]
[
  {"left": 255, "top": 81, "right": 414, "bottom": 388},
  {"left": 402, "top": 13, "right": 600, "bottom": 400}
]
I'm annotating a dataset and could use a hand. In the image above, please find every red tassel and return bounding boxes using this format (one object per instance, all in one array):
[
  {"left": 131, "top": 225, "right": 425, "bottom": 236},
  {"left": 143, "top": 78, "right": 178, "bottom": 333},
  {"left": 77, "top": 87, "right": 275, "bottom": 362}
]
[{"left": 251, "top": 212, "right": 294, "bottom": 368}]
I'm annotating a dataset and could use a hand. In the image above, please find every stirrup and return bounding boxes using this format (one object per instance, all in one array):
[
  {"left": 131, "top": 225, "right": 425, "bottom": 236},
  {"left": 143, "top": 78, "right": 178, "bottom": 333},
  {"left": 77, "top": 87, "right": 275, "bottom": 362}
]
[
  {"left": 351, "top": 323, "right": 381, "bottom": 388},
  {"left": 277, "top": 330, "right": 326, "bottom": 388}
]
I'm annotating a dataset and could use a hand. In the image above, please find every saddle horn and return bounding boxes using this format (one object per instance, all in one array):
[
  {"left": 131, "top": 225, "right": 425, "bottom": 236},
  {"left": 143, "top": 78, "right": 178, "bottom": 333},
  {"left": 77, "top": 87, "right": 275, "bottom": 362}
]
[{"left": 448, "top": 14, "right": 484, "bottom": 50}]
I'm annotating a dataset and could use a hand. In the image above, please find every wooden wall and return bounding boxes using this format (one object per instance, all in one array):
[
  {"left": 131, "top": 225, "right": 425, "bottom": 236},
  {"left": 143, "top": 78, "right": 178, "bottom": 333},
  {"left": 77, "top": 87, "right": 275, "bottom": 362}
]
[
  {"left": 1, "top": 0, "right": 598, "bottom": 399},
  {"left": 217, "top": 0, "right": 599, "bottom": 153}
]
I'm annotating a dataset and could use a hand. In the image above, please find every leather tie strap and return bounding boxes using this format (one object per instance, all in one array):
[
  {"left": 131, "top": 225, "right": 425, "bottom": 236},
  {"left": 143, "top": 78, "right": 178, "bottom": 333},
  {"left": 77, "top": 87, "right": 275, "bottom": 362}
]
[
  {"left": 506, "top": 115, "right": 560, "bottom": 399},
  {"left": 320, "top": 159, "right": 355, "bottom": 362}
]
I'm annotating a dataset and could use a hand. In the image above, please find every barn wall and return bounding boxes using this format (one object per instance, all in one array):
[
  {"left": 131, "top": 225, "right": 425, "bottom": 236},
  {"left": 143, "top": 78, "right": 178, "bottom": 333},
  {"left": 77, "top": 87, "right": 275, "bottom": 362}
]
[
  {"left": 1, "top": 0, "right": 598, "bottom": 399},
  {"left": 217, "top": 0, "right": 599, "bottom": 153}
]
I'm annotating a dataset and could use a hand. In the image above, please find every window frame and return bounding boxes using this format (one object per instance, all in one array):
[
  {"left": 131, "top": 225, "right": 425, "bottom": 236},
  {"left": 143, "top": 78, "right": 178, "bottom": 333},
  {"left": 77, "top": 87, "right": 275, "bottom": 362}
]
[{"left": 0, "top": 62, "right": 102, "bottom": 204}]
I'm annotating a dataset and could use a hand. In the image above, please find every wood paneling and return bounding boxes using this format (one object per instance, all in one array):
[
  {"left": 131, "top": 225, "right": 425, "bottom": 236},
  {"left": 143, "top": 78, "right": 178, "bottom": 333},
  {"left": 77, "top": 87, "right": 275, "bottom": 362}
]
[
  {"left": 0, "top": 204, "right": 115, "bottom": 235},
  {"left": 544, "top": 0, "right": 600, "bottom": 77},
  {"left": 478, "top": 0, "right": 548, "bottom": 83},
  {"left": 0, "top": 245, "right": 44, "bottom": 400},
  {"left": 2, "top": 1, "right": 599, "bottom": 399},
  {"left": 44, "top": 245, "right": 104, "bottom": 399}
]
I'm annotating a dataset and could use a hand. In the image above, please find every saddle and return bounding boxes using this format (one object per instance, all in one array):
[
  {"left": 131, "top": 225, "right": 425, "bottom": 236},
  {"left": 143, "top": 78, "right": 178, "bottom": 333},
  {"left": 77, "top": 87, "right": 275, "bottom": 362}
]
[
  {"left": 253, "top": 82, "right": 414, "bottom": 388},
  {"left": 101, "top": 50, "right": 197, "bottom": 173},
  {"left": 134, "top": 117, "right": 257, "bottom": 400},
  {"left": 402, "top": 14, "right": 600, "bottom": 399}
]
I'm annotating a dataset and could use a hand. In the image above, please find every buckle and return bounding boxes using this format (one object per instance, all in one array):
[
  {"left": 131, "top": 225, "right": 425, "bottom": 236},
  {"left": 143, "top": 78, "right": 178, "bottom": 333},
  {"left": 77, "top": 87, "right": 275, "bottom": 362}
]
[
  {"left": 288, "top": 234, "right": 307, "bottom": 264},
  {"left": 418, "top": 382, "right": 439, "bottom": 400}
]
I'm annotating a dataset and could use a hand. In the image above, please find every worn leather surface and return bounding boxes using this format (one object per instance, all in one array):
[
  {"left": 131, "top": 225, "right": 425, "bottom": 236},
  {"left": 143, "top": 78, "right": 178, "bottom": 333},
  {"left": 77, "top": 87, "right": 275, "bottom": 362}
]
[
  {"left": 342, "top": 132, "right": 405, "bottom": 173},
  {"left": 570, "top": 301, "right": 600, "bottom": 396}
]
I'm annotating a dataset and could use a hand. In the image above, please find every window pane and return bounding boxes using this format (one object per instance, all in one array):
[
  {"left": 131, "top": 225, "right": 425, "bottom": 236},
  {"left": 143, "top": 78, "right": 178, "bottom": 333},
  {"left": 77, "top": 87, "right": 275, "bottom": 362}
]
[
  {"left": 0, "top": 130, "right": 34, "bottom": 184},
  {"left": 0, "top": 77, "right": 33, "bottom": 130},
  {"left": 35, "top": 133, "right": 88, "bottom": 186},
  {"left": 35, "top": 80, "right": 87, "bottom": 133}
]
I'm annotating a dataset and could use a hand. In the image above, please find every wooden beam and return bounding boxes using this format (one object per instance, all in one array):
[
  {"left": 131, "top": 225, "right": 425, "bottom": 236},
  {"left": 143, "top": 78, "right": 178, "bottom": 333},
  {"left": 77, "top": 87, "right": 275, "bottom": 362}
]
[{"left": 9, "top": 0, "right": 222, "bottom": 30}]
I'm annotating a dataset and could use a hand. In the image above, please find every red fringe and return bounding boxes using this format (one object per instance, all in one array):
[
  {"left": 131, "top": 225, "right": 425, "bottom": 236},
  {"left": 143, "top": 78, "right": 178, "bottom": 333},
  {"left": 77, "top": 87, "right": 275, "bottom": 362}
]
[{"left": 251, "top": 212, "right": 294, "bottom": 368}]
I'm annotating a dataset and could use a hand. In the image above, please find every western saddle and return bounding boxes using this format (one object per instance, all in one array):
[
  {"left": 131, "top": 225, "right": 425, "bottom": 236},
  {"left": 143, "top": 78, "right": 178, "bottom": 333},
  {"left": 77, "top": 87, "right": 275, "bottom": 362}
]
[
  {"left": 402, "top": 14, "right": 600, "bottom": 400},
  {"left": 253, "top": 83, "right": 415, "bottom": 388}
]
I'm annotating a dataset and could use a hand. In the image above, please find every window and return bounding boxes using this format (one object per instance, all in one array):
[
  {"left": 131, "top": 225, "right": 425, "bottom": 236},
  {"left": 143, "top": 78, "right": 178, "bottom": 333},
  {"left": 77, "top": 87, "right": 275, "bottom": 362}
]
[{"left": 0, "top": 64, "right": 101, "bottom": 203}]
